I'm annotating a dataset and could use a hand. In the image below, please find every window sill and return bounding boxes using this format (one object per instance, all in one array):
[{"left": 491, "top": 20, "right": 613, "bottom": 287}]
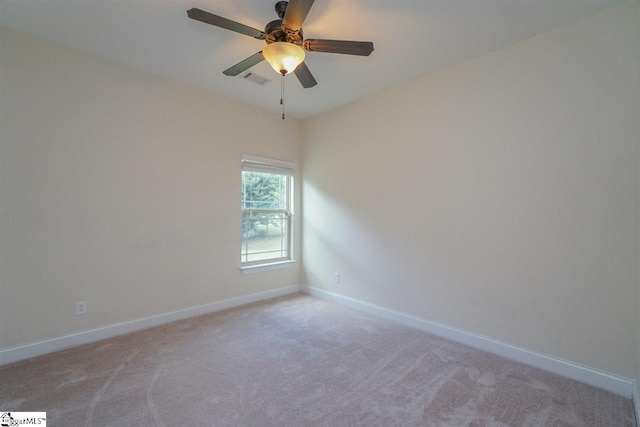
[{"left": 240, "top": 260, "right": 297, "bottom": 274}]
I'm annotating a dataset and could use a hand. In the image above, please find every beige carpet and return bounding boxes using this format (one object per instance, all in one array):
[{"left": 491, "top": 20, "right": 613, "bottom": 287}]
[{"left": 0, "top": 294, "right": 635, "bottom": 426}]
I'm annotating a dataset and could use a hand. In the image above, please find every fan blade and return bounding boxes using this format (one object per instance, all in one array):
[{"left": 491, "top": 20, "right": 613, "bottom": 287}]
[
  {"left": 304, "top": 39, "right": 374, "bottom": 56},
  {"left": 294, "top": 61, "right": 317, "bottom": 88},
  {"left": 282, "top": 0, "right": 315, "bottom": 32},
  {"left": 187, "top": 8, "right": 266, "bottom": 39},
  {"left": 223, "top": 52, "right": 265, "bottom": 76}
]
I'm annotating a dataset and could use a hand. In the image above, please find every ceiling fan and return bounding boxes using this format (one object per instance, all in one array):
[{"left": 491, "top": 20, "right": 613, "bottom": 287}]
[{"left": 186, "top": 0, "right": 374, "bottom": 89}]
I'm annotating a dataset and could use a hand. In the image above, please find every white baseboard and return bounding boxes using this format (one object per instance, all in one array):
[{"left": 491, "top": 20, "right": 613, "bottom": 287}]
[
  {"left": 0, "top": 285, "right": 301, "bottom": 366},
  {"left": 301, "top": 285, "right": 634, "bottom": 398}
]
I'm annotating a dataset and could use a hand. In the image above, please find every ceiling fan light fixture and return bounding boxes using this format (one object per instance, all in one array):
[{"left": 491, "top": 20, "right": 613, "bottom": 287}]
[{"left": 262, "top": 42, "right": 305, "bottom": 75}]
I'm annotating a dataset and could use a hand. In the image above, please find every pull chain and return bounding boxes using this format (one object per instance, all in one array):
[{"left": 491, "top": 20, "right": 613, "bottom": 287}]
[{"left": 280, "top": 71, "right": 286, "bottom": 120}]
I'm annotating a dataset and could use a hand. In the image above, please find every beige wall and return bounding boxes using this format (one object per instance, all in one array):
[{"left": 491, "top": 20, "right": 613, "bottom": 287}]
[
  {"left": 302, "top": 1, "right": 640, "bottom": 378},
  {"left": 637, "top": 0, "right": 640, "bottom": 403},
  {"left": 0, "top": 28, "right": 302, "bottom": 350}
]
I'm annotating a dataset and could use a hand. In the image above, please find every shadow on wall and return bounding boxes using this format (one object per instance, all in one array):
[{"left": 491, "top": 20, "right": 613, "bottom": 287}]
[{"left": 301, "top": 179, "right": 424, "bottom": 309}]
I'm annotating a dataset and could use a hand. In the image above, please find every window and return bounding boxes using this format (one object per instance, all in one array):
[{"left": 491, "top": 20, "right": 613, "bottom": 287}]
[{"left": 241, "top": 155, "right": 294, "bottom": 268}]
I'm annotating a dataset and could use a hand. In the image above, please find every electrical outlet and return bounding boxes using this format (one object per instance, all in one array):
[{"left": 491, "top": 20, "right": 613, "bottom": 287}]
[
  {"left": 333, "top": 272, "right": 340, "bottom": 284},
  {"left": 75, "top": 301, "right": 87, "bottom": 316}
]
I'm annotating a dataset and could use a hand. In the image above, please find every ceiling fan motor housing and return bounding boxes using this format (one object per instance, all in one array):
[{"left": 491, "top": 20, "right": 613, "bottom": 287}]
[
  {"left": 266, "top": 2, "right": 303, "bottom": 45},
  {"left": 265, "top": 19, "right": 303, "bottom": 45}
]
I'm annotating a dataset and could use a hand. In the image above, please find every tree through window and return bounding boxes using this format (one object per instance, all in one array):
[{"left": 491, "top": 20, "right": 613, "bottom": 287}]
[{"left": 241, "top": 155, "right": 293, "bottom": 266}]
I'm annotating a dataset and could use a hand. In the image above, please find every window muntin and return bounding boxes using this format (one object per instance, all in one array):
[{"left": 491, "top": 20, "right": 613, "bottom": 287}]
[{"left": 241, "top": 156, "right": 293, "bottom": 267}]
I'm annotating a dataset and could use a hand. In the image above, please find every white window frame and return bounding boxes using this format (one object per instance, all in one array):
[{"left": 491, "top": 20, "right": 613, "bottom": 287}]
[{"left": 240, "top": 154, "right": 295, "bottom": 272}]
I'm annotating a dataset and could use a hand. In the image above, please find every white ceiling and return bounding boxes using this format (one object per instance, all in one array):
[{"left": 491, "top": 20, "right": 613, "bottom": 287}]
[{"left": 0, "top": 0, "right": 623, "bottom": 119}]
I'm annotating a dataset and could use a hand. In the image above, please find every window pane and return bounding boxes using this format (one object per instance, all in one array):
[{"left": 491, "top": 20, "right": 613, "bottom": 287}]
[
  {"left": 241, "top": 212, "right": 289, "bottom": 263},
  {"left": 241, "top": 171, "right": 287, "bottom": 210}
]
